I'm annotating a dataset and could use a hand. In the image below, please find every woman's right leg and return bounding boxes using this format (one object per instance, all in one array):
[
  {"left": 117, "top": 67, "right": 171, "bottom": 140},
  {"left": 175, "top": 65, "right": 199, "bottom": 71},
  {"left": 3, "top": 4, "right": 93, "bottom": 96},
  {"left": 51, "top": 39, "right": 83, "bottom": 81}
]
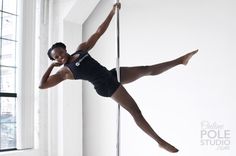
[
  {"left": 120, "top": 50, "right": 198, "bottom": 84},
  {"left": 111, "top": 85, "right": 179, "bottom": 153}
]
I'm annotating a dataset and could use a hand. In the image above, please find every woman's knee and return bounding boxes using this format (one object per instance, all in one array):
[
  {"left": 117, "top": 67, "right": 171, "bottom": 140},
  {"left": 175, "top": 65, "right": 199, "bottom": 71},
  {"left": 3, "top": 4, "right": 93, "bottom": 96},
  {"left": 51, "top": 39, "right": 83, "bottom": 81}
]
[
  {"left": 112, "top": 85, "right": 143, "bottom": 118},
  {"left": 129, "top": 105, "right": 143, "bottom": 119}
]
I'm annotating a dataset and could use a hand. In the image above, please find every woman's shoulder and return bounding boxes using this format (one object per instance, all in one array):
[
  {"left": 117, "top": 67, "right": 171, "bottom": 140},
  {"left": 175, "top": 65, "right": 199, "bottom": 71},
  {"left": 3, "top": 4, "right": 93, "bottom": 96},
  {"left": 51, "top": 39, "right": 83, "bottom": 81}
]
[
  {"left": 67, "top": 50, "right": 89, "bottom": 63},
  {"left": 75, "top": 49, "right": 88, "bottom": 54},
  {"left": 70, "top": 49, "right": 88, "bottom": 57}
]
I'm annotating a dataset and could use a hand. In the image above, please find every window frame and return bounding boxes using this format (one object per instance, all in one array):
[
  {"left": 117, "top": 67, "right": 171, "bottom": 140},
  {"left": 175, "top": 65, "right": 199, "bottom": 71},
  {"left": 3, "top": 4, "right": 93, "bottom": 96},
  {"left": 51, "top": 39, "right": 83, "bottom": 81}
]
[{"left": 0, "top": 0, "right": 18, "bottom": 152}]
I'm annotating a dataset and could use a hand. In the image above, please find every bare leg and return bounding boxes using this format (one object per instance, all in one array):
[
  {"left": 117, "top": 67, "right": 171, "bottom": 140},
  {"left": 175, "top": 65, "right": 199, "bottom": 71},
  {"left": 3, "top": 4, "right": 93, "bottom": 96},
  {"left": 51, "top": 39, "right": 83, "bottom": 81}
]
[
  {"left": 120, "top": 49, "right": 198, "bottom": 84},
  {"left": 111, "top": 85, "right": 179, "bottom": 153}
]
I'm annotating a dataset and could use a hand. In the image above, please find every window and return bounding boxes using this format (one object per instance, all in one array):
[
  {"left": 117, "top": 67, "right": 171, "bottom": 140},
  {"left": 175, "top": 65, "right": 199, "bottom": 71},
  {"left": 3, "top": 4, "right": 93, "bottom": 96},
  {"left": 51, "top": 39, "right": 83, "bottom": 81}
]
[{"left": 0, "top": 0, "right": 18, "bottom": 151}]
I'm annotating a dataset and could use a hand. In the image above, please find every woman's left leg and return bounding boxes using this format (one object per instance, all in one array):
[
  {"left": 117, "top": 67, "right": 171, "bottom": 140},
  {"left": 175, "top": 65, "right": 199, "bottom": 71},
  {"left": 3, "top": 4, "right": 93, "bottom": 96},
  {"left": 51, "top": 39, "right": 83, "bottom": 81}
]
[
  {"left": 111, "top": 85, "right": 179, "bottom": 153},
  {"left": 120, "top": 50, "right": 198, "bottom": 84}
]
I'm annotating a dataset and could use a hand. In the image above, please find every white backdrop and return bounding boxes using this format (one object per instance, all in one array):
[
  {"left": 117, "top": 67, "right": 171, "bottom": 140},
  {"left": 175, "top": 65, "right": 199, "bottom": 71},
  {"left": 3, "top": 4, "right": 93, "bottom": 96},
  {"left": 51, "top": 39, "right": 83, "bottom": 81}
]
[{"left": 83, "top": 0, "right": 236, "bottom": 156}]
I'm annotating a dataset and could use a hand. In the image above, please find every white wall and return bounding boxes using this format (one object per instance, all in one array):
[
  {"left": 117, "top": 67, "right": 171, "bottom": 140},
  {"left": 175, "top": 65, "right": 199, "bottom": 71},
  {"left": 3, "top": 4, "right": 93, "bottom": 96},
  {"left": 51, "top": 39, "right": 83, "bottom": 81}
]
[
  {"left": 48, "top": 0, "right": 83, "bottom": 156},
  {"left": 83, "top": 0, "right": 236, "bottom": 156},
  {"left": 82, "top": 1, "right": 118, "bottom": 156},
  {"left": 47, "top": 0, "right": 100, "bottom": 156},
  {"left": 62, "top": 21, "right": 83, "bottom": 156},
  {"left": 120, "top": 0, "right": 236, "bottom": 156}
]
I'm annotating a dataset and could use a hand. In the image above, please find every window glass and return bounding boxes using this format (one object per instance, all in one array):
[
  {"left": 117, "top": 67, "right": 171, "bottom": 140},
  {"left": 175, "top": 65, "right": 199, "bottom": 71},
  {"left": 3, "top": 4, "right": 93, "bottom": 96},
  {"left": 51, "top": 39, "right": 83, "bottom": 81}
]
[
  {"left": 0, "top": 39, "right": 16, "bottom": 66},
  {"left": 0, "top": 67, "right": 16, "bottom": 93},
  {"left": 3, "top": 0, "right": 17, "bottom": 14},
  {"left": 2, "top": 13, "right": 17, "bottom": 40},
  {"left": 0, "top": 97, "right": 16, "bottom": 150}
]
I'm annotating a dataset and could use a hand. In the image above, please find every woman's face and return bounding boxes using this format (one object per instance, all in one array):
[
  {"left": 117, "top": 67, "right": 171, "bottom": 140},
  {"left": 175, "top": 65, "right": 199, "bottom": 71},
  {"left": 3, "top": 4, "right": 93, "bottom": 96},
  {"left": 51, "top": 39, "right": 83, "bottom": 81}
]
[{"left": 51, "top": 47, "right": 69, "bottom": 64}]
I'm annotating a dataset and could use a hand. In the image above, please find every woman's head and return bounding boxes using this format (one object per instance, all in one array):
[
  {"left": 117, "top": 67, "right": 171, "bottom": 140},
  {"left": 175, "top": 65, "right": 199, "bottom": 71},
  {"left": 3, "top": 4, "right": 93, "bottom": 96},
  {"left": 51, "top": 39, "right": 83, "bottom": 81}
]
[{"left": 47, "top": 42, "right": 69, "bottom": 64}]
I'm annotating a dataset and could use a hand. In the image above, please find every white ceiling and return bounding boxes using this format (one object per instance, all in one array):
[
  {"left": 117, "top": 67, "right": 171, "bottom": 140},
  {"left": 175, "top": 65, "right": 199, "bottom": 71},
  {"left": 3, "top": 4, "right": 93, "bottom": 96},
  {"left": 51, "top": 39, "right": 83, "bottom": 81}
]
[{"left": 64, "top": 0, "right": 100, "bottom": 24}]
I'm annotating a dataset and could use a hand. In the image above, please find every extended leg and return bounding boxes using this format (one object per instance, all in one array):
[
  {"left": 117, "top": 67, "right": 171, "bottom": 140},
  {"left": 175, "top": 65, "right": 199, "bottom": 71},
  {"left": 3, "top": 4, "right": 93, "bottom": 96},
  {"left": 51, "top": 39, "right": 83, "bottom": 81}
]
[
  {"left": 111, "top": 85, "right": 179, "bottom": 153},
  {"left": 120, "top": 49, "right": 198, "bottom": 84}
]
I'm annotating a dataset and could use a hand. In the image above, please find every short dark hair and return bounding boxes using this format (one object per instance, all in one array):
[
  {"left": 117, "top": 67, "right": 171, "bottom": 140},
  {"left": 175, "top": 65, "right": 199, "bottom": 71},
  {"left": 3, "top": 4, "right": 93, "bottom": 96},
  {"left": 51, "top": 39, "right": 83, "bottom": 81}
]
[{"left": 47, "top": 42, "right": 66, "bottom": 60}]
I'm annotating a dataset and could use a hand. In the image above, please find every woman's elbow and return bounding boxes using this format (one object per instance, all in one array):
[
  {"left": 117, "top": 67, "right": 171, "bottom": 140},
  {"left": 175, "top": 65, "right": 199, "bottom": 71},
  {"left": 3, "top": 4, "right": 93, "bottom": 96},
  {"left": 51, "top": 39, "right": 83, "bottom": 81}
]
[{"left": 38, "top": 84, "right": 47, "bottom": 89}]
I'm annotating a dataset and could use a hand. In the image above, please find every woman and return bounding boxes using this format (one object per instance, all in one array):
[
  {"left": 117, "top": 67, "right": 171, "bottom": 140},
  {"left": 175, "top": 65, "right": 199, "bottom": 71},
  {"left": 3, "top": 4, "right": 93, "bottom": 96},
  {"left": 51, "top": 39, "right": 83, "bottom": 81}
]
[{"left": 39, "top": 3, "right": 198, "bottom": 153}]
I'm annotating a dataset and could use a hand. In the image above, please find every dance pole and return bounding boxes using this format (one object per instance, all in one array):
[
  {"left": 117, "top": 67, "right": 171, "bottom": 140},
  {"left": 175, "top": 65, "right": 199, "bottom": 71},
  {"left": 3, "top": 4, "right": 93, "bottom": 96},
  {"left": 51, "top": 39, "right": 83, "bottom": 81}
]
[{"left": 115, "top": 0, "right": 121, "bottom": 156}]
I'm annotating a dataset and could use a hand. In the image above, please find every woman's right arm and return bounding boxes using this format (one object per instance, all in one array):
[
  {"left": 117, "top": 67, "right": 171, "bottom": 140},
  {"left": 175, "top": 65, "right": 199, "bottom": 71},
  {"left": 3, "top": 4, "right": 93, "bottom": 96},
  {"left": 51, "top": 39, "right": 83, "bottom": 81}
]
[{"left": 39, "top": 62, "right": 65, "bottom": 89}]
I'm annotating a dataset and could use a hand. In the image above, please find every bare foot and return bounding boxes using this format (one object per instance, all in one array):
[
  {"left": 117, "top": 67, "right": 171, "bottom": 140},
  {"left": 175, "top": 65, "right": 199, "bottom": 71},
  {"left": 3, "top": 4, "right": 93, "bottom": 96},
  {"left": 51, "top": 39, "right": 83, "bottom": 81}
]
[
  {"left": 159, "top": 141, "right": 179, "bottom": 153},
  {"left": 179, "top": 49, "right": 198, "bottom": 65}
]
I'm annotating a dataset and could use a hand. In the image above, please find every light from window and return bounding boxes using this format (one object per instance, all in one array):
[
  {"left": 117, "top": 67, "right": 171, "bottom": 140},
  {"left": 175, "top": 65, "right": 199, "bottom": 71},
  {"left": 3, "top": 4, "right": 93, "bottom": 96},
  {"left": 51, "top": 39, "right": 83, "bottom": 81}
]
[{"left": 0, "top": 0, "right": 18, "bottom": 151}]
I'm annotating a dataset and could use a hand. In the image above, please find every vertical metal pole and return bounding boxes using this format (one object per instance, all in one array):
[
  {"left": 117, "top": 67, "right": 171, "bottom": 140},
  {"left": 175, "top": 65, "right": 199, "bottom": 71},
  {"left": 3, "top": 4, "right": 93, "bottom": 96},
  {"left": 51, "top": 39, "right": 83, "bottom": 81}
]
[{"left": 115, "top": 1, "right": 121, "bottom": 156}]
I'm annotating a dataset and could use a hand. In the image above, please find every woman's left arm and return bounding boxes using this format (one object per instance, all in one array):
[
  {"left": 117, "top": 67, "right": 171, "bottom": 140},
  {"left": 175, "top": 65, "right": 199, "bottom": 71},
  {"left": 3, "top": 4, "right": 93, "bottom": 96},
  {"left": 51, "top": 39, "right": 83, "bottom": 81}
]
[{"left": 77, "top": 3, "right": 121, "bottom": 52}]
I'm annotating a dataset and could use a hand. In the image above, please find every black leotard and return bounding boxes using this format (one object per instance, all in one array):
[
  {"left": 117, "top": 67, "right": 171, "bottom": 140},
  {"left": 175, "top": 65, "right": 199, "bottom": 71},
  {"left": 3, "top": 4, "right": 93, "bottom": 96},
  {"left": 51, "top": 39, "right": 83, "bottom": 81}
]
[{"left": 64, "top": 50, "right": 120, "bottom": 97}]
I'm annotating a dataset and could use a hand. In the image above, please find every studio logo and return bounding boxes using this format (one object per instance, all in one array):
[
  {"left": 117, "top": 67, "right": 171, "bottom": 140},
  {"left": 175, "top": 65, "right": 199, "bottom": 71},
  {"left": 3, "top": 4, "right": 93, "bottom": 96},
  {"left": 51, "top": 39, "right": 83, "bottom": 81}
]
[{"left": 200, "top": 121, "right": 230, "bottom": 150}]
